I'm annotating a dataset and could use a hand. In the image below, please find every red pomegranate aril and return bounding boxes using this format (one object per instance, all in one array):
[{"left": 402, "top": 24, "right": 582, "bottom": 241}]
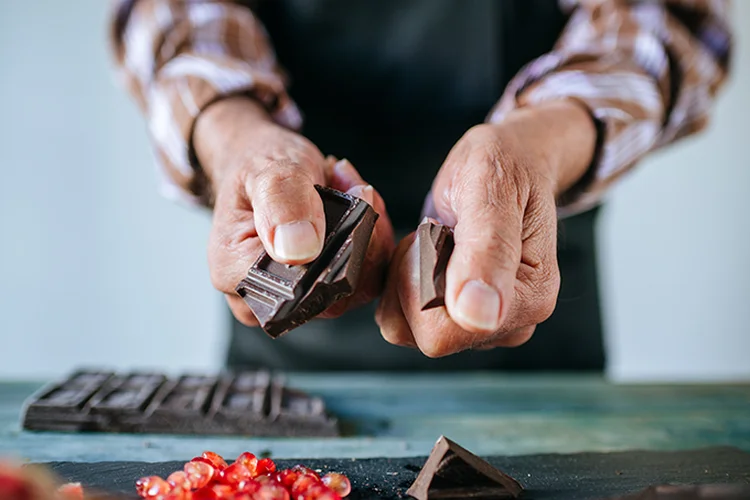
[
  {"left": 56, "top": 482, "right": 85, "bottom": 500},
  {"left": 274, "top": 469, "right": 300, "bottom": 489},
  {"left": 202, "top": 451, "right": 229, "bottom": 471},
  {"left": 220, "top": 463, "right": 253, "bottom": 487},
  {"left": 136, "top": 476, "right": 171, "bottom": 498},
  {"left": 193, "top": 486, "right": 218, "bottom": 500},
  {"left": 236, "top": 478, "right": 261, "bottom": 494},
  {"left": 211, "top": 484, "right": 236, "bottom": 499},
  {"left": 252, "top": 482, "right": 290, "bottom": 500},
  {"left": 0, "top": 474, "right": 30, "bottom": 500},
  {"left": 255, "top": 475, "right": 272, "bottom": 484},
  {"left": 321, "top": 473, "right": 350, "bottom": 497},
  {"left": 255, "top": 458, "right": 276, "bottom": 477},
  {"left": 184, "top": 461, "right": 216, "bottom": 490},
  {"left": 290, "top": 475, "right": 320, "bottom": 497},
  {"left": 302, "top": 484, "right": 341, "bottom": 500},
  {"left": 235, "top": 453, "right": 259, "bottom": 476},
  {"left": 167, "top": 471, "right": 192, "bottom": 491},
  {"left": 291, "top": 466, "right": 320, "bottom": 481},
  {"left": 163, "top": 489, "right": 190, "bottom": 500},
  {"left": 191, "top": 457, "right": 216, "bottom": 468}
]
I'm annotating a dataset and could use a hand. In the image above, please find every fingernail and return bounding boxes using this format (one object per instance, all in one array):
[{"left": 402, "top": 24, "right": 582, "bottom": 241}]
[
  {"left": 348, "top": 184, "right": 374, "bottom": 206},
  {"left": 273, "top": 221, "right": 321, "bottom": 261},
  {"left": 454, "top": 280, "right": 501, "bottom": 331}
]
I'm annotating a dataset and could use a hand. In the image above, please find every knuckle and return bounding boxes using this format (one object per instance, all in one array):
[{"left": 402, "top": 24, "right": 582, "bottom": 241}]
[
  {"left": 531, "top": 265, "right": 560, "bottom": 323},
  {"left": 253, "top": 161, "right": 312, "bottom": 199}
]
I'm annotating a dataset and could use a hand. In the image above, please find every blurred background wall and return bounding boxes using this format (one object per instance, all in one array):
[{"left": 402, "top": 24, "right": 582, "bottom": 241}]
[{"left": 0, "top": 1, "right": 747, "bottom": 381}]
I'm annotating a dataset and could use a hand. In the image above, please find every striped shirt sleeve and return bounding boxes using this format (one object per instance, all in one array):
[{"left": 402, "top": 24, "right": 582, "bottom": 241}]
[
  {"left": 109, "top": 0, "right": 301, "bottom": 207},
  {"left": 490, "top": 0, "right": 733, "bottom": 217}
]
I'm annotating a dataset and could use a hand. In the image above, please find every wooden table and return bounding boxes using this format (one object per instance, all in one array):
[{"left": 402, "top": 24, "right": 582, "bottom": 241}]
[{"left": 1, "top": 374, "right": 748, "bottom": 463}]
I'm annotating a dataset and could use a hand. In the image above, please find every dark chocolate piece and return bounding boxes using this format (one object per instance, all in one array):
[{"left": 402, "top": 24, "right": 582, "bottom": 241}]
[
  {"left": 22, "top": 370, "right": 338, "bottom": 437},
  {"left": 406, "top": 436, "right": 523, "bottom": 500},
  {"left": 236, "top": 185, "right": 378, "bottom": 337},
  {"left": 417, "top": 219, "right": 454, "bottom": 311}
]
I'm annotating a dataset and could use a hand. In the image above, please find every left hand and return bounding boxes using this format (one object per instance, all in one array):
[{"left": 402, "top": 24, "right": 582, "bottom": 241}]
[{"left": 375, "top": 100, "right": 596, "bottom": 357}]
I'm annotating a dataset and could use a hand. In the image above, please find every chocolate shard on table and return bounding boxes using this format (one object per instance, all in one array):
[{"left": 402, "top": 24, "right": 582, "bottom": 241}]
[
  {"left": 406, "top": 435, "right": 523, "bottom": 500},
  {"left": 22, "top": 369, "right": 339, "bottom": 437},
  {"left": 417, "top": 219, "right": 454, "bottom": 311},
  {"left": 235, "top": 185, "right": 378, "bottom": 338}
]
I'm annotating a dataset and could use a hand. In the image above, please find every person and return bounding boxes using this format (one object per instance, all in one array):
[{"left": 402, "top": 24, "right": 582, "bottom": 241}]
[{"left": 109, "top": 0, "right": 732, "bottom": 371}]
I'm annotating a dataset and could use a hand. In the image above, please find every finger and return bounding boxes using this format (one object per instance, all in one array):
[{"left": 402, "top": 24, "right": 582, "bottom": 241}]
[
  {"left": 443, "top": 176, "right": 523, "bottom": 335},
  {"left": 226, "top": 294, "right": 260, "bottom": 327},
  {"left": 471, "top": 325, "right": 536, "bottom": 350},
  {"left": 395, "top": 238, "right": 482, "bottom": 357},
  {"left": 248, "top": 160, "right": 326, "bottom": 265},
  {"left": 208, "top": 184, "right": 265, "bottom": 295},
  {"left": 328, "top": 158, "right": 367, "bottom": 193},
  {"left": 500, "top": 189, "right": 560, "bottom": 331},
  {"left": 375, "top": 234, "right": 417, "bottom": 348}
]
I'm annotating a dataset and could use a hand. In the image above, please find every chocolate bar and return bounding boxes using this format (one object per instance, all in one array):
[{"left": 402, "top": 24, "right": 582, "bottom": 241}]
[
  {"left": 417, "top": 220, "right": 454, "bottom": 311},
  {"left": 406, "top": 436, "right": 523, "bottom": 500},
  {"left": 22, "top": 370, "right": 339, "bottom": 437},
  {"left": 236, "top": 185, "right": 378, "bottom": 337}
]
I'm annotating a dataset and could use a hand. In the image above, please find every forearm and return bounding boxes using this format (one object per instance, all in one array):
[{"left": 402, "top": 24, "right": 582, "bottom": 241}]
[
  {"left": 194, "top": 97, "right": 276, "bottom": 191},
  {"left": 496, "top": 100, "right": 596, "bottom": 199}
]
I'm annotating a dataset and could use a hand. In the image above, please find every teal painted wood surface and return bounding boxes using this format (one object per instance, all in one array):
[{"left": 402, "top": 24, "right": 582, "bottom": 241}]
[{"left": 1, "top": 373, "right": 748, "bottom": 462}]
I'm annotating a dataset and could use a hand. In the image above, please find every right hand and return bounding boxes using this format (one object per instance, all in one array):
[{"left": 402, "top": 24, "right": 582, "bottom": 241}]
[{"left": 195, "top": 97, "right": 395, "bottom": 326}]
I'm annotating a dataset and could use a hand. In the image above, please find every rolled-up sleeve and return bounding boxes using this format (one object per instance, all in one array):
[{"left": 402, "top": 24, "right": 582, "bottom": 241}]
[
  {"left": 489, "top": 0, "right": 733, "bottom": 217},
  {"left": 110, "top": 0, "right": 301, "bottom": 206}
]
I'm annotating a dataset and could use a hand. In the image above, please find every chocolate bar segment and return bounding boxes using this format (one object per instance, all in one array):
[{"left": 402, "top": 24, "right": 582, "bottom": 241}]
[
  {"left": 406, "top": 435, "right": 523, "bottom": 500},
  {"left": 417, "top": 220, "right": 454, "bottom": 311},
  {"left": 22, "top": 370, "right": 339, "bottom": 437},
  {"left": 236, "top": 185, "right": 378, "bottom": 337}
]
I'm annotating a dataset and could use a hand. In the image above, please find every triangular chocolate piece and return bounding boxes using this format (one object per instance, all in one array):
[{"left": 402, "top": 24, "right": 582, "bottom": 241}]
[{"left": 406, "top": 436, "right": 523, "bottom": 499}]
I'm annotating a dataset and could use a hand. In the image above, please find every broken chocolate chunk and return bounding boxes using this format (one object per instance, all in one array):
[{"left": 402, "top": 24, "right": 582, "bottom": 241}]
[
  {"left": 22, "top": 370, "right": 339, "bottom": 437},
  {"left": 235, "top": 185, "right": 378, "bottom": 337},
  {"left": 406, "top": 435, "right": 523, "bottom": 499},
  {"left": 417, "top": 219, "right": 454, "bottom": 311}
]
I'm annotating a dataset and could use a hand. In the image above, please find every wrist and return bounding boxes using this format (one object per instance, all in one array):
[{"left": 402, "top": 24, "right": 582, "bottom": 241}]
[
  {"left": 499, "top": 99, "right": 597, "bottom": 198},
  {"left": 194, "top": 96, "right": 277, "bottom": 190}
]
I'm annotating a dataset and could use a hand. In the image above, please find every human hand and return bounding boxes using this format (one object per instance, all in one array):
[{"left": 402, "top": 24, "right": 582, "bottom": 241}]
[
  {"left": 376, "top": 100, "right": 596, "bottom": 356},
  {"left": 195, "top": 97, "right": 395, "bottom": 326}
]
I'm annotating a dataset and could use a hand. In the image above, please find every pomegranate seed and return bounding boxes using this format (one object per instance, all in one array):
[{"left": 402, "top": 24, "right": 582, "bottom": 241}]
[
  {"left": 167, "top": 471, "right": 192, "bottom": 491},
  {"left": 321, "top": 473, "right": 350, "bottom": 497},
  {"left": 211, "top": 484, "right": 235, "bottom": 499},
  {"left": 252, "top": 482, "right": 290, "bottom": 500},
  {"left": 191, "top": 457, "right": 217, "bottom": 468},
  {"left": 202, "top": 451, "right": 229, "bottom": 471},
  {"left": 56, "top": 482, "right": 84, "bottom": 500},
  {"left": 255, "top": 458, "right": 276, "bottom": 477},
  {"left": 219, "top": 463, "right": 253, "bottom": 487},
  {"left": 163, "top": 489, "right": 190, "bottom": 500},
  {"left": 135, "top": 476, "right": 171, "bottom": 498},
  {"left": 255, "top": 475, "right": 272, "bottom": 484},
  {"left": 274, "top": 469, "right": 300, "bottom": 489},
  {"left": 302, "top": 484, "right": 341, "bottom": 500},
  {"left": 291, "top": 466, "right": 320, "bottom": 481},
  {"left": 184, "top": 461, "right": 216, "bottom": 490},
  {"left": 235, "top": 453, "right": 258, "bottom": 476},
  {"left": 290, "top": 475, "right": 319, "bottom": 497},
  {"left": 193, "top": 486, "right": 218, "bottom": 500},
  {"left": 0, "top": 473, "right": 30, "bottom": 500}
]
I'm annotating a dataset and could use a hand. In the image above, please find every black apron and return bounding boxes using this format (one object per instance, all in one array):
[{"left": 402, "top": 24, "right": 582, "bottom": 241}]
[{"left": 227, "top": 0, "right": 606, "bottom": 371}]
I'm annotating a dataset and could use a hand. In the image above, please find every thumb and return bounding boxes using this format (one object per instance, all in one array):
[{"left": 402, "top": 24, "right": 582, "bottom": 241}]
[{"left": 442, "top": 182, "right": 523, "bottom": 334}]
